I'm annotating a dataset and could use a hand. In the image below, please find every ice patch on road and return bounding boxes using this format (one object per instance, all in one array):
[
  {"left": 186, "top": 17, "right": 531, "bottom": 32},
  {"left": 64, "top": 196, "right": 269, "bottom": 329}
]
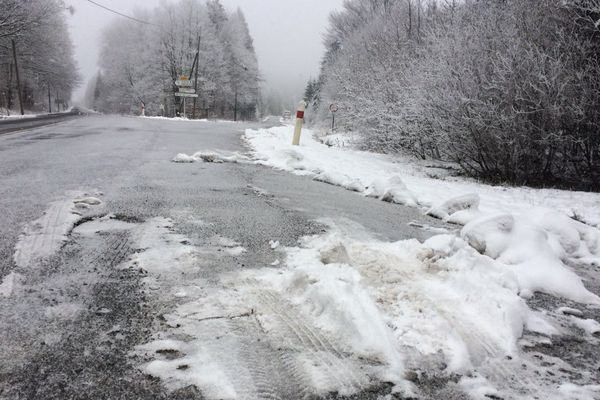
[{"left": 13, "top": 192, "right": 103, "bottom": 269}]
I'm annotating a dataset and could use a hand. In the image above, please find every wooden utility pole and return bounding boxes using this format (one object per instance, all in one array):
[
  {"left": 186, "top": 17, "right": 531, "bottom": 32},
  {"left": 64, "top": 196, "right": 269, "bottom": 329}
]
[
  {"left": 48, "top": 86, "right": 52, "bottom": 113},
  {"left": 11, "top": 39, "right": 24, "bottom": 115},
  {"left": 234, "top": 91, "right": 238, "bottom": 121},
  {"left": 192, "top": 34, "right": 201, "bottom": 119}
]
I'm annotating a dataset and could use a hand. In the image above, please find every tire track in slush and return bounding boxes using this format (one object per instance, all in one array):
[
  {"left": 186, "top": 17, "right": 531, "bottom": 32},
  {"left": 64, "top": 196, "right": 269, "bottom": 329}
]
[
  {"left": 14, "top": 201, "right": 69, "bottom": 268},
  {"left": 13, "top": 196, "right": 102, "bottom": 270},
  {"left": 441, "top": 310, "right": 545, "bottom": 399},
  {"left": 227, "top": 315, "right": 320, "bottom": 400},
  {"left": 227, "top": 317, "right": 289, "bottom": 400},
  {"left": 255, "top": 290, "right": 368, "bottom": 395},
  {"left": 75, "top": 231, "right": 131, "bottom": 270}
]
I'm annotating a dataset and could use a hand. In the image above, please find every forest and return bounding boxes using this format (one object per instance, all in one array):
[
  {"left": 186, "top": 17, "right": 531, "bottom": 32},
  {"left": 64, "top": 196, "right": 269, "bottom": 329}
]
[
  {"left": 308, "top": 0, "right": 600, "bottom": 190},
  {"left": 85, "top": 0, "right": 260, "bottom": 121},
  {"left": 0, "top": 0, "right": 79, "bottom": 115}
]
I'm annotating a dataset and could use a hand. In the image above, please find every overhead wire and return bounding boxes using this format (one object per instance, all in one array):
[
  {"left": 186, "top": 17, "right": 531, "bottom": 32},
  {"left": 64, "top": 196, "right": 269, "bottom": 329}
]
[{"left": 82, "top": 0, "right": 158, "bottom": 26}]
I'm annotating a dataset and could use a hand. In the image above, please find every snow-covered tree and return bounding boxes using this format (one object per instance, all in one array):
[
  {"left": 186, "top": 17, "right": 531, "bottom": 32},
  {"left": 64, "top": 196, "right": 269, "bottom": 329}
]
[
  {"left": 94, "top": 0, "right": 260, "bottom": 120},
  {"left": 312, "top": 0, "right": 600, "bottom": 189},
  {"left": 0, "top": 0, "right": 79, "bottom": 114}
]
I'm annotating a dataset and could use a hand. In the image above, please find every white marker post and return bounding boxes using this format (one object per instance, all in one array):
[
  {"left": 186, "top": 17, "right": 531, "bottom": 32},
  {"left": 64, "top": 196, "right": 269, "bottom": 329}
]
[{"left": 292, "top": 100, "right": 307, "bottom": 146}]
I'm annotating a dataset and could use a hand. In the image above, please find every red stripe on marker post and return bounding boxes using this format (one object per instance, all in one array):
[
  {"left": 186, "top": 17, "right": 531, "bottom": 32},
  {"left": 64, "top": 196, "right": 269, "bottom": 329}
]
[{"left": 296, "top": 111, "right": 305, "bottom": 119}]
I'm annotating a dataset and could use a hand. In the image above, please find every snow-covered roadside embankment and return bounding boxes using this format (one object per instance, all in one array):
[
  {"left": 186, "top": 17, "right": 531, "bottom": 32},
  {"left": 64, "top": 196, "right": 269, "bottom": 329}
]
[{"left": 243, "top": 125, "right": 600, "bottom": 306}]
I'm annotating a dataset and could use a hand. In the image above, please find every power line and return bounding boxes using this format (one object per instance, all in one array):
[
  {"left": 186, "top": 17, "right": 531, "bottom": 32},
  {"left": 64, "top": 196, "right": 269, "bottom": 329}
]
[{"left": 82, "top": 0, "right": 157, "bottom": 26}]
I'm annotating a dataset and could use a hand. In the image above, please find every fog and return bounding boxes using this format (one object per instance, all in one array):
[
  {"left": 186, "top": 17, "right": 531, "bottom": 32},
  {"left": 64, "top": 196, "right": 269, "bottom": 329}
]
[{"left": 66, "top": 0, "right": 345, "bottom": 103}]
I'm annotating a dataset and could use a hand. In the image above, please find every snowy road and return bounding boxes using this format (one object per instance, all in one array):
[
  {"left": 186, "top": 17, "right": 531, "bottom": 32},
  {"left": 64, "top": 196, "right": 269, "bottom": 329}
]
[{"left": 0, "top": 116, "right": 446, "bottom": 399}]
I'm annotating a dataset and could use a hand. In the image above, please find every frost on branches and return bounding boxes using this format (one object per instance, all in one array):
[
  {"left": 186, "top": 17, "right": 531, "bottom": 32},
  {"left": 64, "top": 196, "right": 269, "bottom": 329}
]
[
  {"left": 86, "top": 0, "right": 260, "bottom": 121},
  {"left": 309, "top": 0, "right": 600, "bottom": 190}
]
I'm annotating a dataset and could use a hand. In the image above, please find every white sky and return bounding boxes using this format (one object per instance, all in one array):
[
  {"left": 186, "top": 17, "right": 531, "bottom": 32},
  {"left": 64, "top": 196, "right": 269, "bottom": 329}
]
[{"left": 66, "top": 0, "right": 345, "bottom": 102}]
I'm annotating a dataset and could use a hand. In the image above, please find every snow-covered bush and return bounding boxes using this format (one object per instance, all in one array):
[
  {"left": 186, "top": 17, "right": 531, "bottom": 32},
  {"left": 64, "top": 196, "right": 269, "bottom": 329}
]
[{"left": 311, "top": 0, "right": 600, "bottom": 190}]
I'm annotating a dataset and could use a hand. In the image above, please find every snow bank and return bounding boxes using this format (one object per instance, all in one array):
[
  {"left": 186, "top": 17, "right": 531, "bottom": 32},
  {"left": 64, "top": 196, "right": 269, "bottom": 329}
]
[
  {"left": 267, "top": 223, "right": 599, "bottom": 398},
  {"left": 243, "top": 126, "right": 600, "bottom": 305},
  {"left": 0, "top": 113, "right": 40, "bottom": 120},
  {"left": 462, "top": 214, "right": 600, "bottom": 304},
  {"left": 270, "top": 229, "right": 528, "bottom": 373},
  {"left": 244, "top": 126, "right": 600, "bottom": 227},
  {"left": 172, "top": 151, "right": 250, "bottom": 164},
  {"left": 141, "top": 116, "right": 237, "bottom": 123}
]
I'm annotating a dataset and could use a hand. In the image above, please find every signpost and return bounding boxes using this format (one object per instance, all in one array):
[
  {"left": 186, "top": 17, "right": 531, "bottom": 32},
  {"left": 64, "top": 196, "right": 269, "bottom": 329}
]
[
  {"left": 329, "top": 103, "right": 338, "bottom": 133},
  {"left": 176, "top": 79, "right": 194, "bottom": 87},
  {"left": 175, "top": 76, "right": 198, "bottom": 118}
]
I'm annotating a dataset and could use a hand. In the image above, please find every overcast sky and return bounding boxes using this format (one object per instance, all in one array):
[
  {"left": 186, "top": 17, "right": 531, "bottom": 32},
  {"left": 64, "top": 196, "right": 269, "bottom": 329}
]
[{"left": 66, "top": 0, "right": 345, "bottom": 102}]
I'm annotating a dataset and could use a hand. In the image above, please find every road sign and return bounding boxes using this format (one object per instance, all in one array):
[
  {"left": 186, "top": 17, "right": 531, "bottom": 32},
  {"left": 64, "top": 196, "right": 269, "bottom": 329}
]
[
  {"left": 175, "top": 93, "right": 198, "bottom": 98},
  {"left": 329, "top": 103, "right": 338, "bottom": 132},
  {"left": 178, "top": 88, "right": 196, "bottom": 94},
  {"left": 176, "top": 80, "right": 193, "bottom": 87}
]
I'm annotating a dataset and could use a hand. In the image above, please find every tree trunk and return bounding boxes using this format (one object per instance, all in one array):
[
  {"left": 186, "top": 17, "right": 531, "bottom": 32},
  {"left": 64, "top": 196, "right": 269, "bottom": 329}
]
[
  {"left": 192, "top": 34, "right": 201, "bottom": 119},
  {"left": 11, "top": 39, "right": 24, "bottom": 116}
]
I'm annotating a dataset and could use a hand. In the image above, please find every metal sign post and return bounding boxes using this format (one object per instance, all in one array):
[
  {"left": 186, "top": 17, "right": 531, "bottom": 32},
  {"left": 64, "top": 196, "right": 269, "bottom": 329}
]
[
  {"left": 329, "top": 103, "right": 338, "bottom": 133},
  {"left": 175, "top": 76, "right": 198, "bottom": 119}
]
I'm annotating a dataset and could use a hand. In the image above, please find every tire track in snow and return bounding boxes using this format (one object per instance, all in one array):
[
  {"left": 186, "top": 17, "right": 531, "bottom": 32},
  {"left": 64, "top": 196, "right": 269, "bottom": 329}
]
[
  {"left": 255, "top": 289, "right": 368, "bottom": 395},
  {"left": 13, "top": 194, "right": 103, "bottom": 270},
  {"left": 227, "top": 317, "right": 299, "bottom": 400}
]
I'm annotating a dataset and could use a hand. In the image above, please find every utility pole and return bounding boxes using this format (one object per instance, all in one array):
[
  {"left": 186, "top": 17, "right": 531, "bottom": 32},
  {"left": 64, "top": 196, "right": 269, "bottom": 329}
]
[
  {"left": 192, "top": 34, "right": 201, "bottom": 119},
  {"left": 234, "top": 90, "right": 238, "bottom": 121},
  {"left": 11, "top": 39, "right": 24, "bottom": 115},
  {"left": 48, "top": 86, "right": 52, "bottom": 113}
]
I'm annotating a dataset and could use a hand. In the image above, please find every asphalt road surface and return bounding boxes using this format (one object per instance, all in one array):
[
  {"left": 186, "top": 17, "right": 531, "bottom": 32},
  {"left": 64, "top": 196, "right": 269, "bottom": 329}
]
[
  {"left": 0, "top": 110, "right": 83, "bottom": 135},
  {"left": 0, "top": 116, "right": 448, "bottom": 400}
]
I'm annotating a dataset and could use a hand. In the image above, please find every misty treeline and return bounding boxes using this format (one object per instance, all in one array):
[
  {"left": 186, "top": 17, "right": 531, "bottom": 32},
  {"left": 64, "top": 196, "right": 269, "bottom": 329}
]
[
  {"left": 0, "top": 0, "right": 79, "bottom": 114},
  {"left": 308, "top": 0, "right": 600, "bottom": 190},
  {"left": 85, "top": 0, "right": 259, "bottom": 120}
]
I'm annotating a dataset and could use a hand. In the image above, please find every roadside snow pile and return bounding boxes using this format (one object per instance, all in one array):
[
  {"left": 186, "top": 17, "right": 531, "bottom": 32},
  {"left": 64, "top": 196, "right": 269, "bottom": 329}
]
[
  {"left": 141, "top": 116, "right": 237, "bottom": 123},
  {"left": 142, "top": 116, "right": 208, "bottom": 122},
  {"left": 0, "top": 113, "right": 39, "bottom": 120},
  {"left": 263, "top": 223, "right": 599, "bottom": 398},
  {"left": 244, "top": 126, "right": 600, "bottom": 306},
  {"left": 172, "top": 151, "right": 250, "bottom": 164}
]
